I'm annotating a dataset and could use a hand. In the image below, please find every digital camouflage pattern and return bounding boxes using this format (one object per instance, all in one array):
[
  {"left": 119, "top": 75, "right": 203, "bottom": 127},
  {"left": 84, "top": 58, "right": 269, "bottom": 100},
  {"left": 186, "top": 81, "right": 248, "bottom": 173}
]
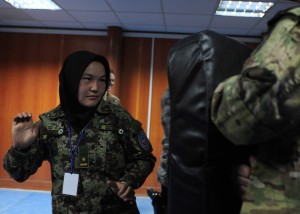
[
  {"left": 3, "top": 101, "right": 156, "bottom": 214},
  {"left": 157, "top": 89, "right": 170, "bottom": 187},
  {"left": 211, "top": 7, "right": 300, "bottom": 214},
  {"left": 103, "top": 91, "right": 121, "bottom": 106}
]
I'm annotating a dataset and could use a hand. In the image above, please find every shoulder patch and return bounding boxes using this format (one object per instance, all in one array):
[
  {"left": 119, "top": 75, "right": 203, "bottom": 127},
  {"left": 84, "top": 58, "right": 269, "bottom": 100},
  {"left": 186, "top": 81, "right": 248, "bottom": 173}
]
[{"left": 138, "top": 131, "right": 150, "bottom": 150}]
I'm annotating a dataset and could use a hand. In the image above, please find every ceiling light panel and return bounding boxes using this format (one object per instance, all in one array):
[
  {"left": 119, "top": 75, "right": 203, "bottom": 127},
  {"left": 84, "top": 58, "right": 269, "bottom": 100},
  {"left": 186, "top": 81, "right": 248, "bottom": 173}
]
[
  {"left": 5, "top": 0, "right": 61, "bottom": 10},
  {"left": 216, "top": 1, "right": 274, "bottom": 17}
]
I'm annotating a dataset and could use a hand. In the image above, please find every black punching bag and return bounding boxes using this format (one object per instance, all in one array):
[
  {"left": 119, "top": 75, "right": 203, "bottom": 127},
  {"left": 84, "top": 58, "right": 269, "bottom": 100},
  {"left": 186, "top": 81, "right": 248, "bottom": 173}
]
[{"left": 167, "top": 30, "right": 252, "bottom": 214}]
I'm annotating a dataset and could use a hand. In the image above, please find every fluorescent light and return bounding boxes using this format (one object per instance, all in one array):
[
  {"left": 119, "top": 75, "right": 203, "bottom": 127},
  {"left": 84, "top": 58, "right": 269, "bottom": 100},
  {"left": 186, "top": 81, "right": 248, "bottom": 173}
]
[
  {"left": 216, "top": 1, "right": 274, "bottom": 17},
  {"left": 5, "top": 0, "right": 61, "bottom": 10}
]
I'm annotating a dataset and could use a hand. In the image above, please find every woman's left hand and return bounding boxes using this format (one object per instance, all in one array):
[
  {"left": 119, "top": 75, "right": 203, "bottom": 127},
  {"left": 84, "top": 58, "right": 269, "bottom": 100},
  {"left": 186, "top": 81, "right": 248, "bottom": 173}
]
[{"left": 107, "top": 180, "right": 135, "bottom": 203}]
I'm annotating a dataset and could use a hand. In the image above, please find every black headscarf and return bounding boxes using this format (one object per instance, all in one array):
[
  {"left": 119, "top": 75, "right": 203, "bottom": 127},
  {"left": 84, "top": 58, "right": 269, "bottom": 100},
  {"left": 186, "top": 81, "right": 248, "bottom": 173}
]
[{"left": 59, "top": 51, "right": 110, "bottom": 131}]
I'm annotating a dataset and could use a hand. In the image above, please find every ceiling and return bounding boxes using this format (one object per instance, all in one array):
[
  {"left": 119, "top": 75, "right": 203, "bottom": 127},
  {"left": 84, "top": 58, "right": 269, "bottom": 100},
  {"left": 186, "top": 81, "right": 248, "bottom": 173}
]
[{"left": 0, "top": 0, "right": 298, "bottom": 39}]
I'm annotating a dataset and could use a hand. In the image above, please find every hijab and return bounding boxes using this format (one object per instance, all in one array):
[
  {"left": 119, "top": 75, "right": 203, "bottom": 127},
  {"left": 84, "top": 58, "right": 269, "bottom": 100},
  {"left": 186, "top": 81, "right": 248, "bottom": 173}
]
[{"left": 59, "top": 51, "right": 110, "bottom": 131}]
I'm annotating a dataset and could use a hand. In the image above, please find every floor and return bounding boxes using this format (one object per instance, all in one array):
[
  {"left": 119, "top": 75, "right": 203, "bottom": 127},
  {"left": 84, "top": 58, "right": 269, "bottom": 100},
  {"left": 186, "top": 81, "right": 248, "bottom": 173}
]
[{"left": 0, "top": 188, "right": 153, "bottom": 214}]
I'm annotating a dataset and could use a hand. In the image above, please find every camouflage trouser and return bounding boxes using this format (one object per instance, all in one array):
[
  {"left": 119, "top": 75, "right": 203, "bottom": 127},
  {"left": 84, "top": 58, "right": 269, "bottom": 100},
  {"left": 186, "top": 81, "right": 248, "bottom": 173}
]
[{"left": 240, "top": 159, "right": 300, "bottom": 214}]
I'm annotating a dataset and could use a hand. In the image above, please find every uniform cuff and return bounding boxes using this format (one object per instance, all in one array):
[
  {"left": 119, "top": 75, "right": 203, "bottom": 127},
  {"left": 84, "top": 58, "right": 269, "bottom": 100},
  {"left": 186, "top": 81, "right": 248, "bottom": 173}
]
[{"left": 119, "top": 174, "right": 139, "bottom": 189}]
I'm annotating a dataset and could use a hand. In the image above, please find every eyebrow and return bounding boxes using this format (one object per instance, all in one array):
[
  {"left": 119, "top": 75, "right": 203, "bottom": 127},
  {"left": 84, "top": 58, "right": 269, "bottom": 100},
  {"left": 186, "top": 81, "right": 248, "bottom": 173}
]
[
  {"left": 82, "top": 73, "right": 92, "bottom": 77},
  {"left": 82, "top": 73, "right": 106, "bottom": 78}
]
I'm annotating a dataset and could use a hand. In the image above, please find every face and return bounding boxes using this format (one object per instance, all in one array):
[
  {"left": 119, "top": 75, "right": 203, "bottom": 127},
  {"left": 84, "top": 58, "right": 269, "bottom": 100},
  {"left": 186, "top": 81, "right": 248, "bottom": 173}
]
[
  {"left": 78, "top": 61, "right": 107, "bottom": 108},
  {"left": 109, "top": 72, "right": 115, "bottom": 89}
]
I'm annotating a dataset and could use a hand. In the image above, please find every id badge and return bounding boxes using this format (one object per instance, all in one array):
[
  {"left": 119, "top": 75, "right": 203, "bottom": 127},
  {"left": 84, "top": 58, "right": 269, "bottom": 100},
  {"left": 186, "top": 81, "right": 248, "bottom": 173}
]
[{"left": 62, "top": 172, "right": 79, "bottom": 196}]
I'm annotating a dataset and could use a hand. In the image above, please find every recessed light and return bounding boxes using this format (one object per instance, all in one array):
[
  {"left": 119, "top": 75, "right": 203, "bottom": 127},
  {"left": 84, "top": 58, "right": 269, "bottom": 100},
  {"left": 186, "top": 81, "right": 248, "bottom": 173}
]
[
  {"left": 5, "top": 0, "right": 61, "bottom": 10},
  {"left": 216, "top": 1, "right": 274, "bottom": 17}
]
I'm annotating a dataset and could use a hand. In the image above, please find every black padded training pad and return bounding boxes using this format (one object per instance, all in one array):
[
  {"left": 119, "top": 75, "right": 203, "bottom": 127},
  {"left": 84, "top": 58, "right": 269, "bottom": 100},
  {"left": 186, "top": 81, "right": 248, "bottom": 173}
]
[{"left": 167, "top": 30, "right": 252, "bottom": 214}]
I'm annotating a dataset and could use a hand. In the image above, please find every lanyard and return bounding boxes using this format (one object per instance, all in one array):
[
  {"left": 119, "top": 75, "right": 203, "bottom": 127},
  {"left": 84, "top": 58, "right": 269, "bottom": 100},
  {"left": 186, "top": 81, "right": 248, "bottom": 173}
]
[{"left": 67, "top": 122, "right": 88, "bottom": 174}]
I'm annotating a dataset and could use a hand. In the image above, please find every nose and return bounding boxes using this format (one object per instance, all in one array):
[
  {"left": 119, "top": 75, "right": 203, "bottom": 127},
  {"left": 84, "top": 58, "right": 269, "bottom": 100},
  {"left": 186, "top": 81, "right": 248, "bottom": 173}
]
[{"left": 90, "top": 80, "right": 99, "bottom": 92}]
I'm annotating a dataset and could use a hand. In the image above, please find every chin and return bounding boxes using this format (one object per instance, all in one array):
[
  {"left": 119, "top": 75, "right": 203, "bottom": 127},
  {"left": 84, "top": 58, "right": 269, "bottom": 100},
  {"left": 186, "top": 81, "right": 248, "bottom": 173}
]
[{"left": 81, "top": 101, "right": 100, "bottom": 108}]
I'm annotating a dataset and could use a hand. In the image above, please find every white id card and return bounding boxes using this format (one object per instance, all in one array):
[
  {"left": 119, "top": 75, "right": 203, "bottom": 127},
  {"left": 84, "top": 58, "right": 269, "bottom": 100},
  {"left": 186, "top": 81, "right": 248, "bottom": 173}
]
[{"left": 62, "top": 172, "right": 79, "bottom": 196}]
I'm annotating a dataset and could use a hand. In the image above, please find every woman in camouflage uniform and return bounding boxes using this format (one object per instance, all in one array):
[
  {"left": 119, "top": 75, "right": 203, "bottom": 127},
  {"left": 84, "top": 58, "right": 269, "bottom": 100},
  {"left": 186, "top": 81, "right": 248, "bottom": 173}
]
[{"left": 3, "top": 51, "right": 156, "bottom": 214}]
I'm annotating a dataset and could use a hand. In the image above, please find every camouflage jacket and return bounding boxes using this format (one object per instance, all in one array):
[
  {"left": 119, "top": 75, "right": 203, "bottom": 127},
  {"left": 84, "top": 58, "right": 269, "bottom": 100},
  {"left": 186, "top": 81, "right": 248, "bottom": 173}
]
[
  {"left": 3, "top": 101, "right": 156, "bottom": 214},
  {"left": 211, "top": 7, "right": 300, "bottom": 214}
]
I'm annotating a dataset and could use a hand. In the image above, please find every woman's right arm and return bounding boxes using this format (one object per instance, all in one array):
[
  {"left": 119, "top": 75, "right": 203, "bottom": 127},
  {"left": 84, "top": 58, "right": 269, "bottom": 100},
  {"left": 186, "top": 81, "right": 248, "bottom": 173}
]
[{"left": 3, "top": 112, "right": 45, "bottom": 182}]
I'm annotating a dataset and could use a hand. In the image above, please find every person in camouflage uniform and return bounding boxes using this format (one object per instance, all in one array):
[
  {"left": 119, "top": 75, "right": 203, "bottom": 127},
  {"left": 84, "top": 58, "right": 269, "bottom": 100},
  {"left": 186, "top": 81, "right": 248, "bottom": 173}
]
[
  {"left": 211, "top": 5, "right": 300, "bottom": 214},
  {"left": 147, "top": 88, "right": 170, "bottom": 214},
  {"left": 157, "top": 88, "right": 170, "bottom": 189},
  {"left": 103, "top": 70, "right": 121, "bottom": 106},
  {"left": 3, "top": 51, "right": 156, "bottom": 214},
  {"left": 157, "top": 88, "right": 170, "bottom": 213}
]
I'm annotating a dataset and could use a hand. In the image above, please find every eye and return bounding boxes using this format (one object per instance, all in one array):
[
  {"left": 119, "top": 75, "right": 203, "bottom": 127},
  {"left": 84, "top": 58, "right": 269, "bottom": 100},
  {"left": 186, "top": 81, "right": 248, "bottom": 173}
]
[{"left": 100, "top": 77, "right": 106, "bottom": 83}]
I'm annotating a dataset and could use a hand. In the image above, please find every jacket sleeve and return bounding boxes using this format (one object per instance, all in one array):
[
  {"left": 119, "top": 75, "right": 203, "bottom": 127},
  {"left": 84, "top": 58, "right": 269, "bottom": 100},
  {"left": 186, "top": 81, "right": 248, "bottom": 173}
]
[
  {"left": 3, "top": 125, "right": 48, "bottom": 182},
  {"left": 211, "top": 10, "right": 300, "bottom": 146},
  {"left": 119, "top": 119, "right": 156, "bottom": 189}
]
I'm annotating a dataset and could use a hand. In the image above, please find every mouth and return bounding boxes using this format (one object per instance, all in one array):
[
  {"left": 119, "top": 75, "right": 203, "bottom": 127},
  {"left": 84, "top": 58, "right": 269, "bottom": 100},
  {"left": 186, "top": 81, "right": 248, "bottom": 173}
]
[{"left": 87, "top": 96, "right": 99, "bottom": 99}]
